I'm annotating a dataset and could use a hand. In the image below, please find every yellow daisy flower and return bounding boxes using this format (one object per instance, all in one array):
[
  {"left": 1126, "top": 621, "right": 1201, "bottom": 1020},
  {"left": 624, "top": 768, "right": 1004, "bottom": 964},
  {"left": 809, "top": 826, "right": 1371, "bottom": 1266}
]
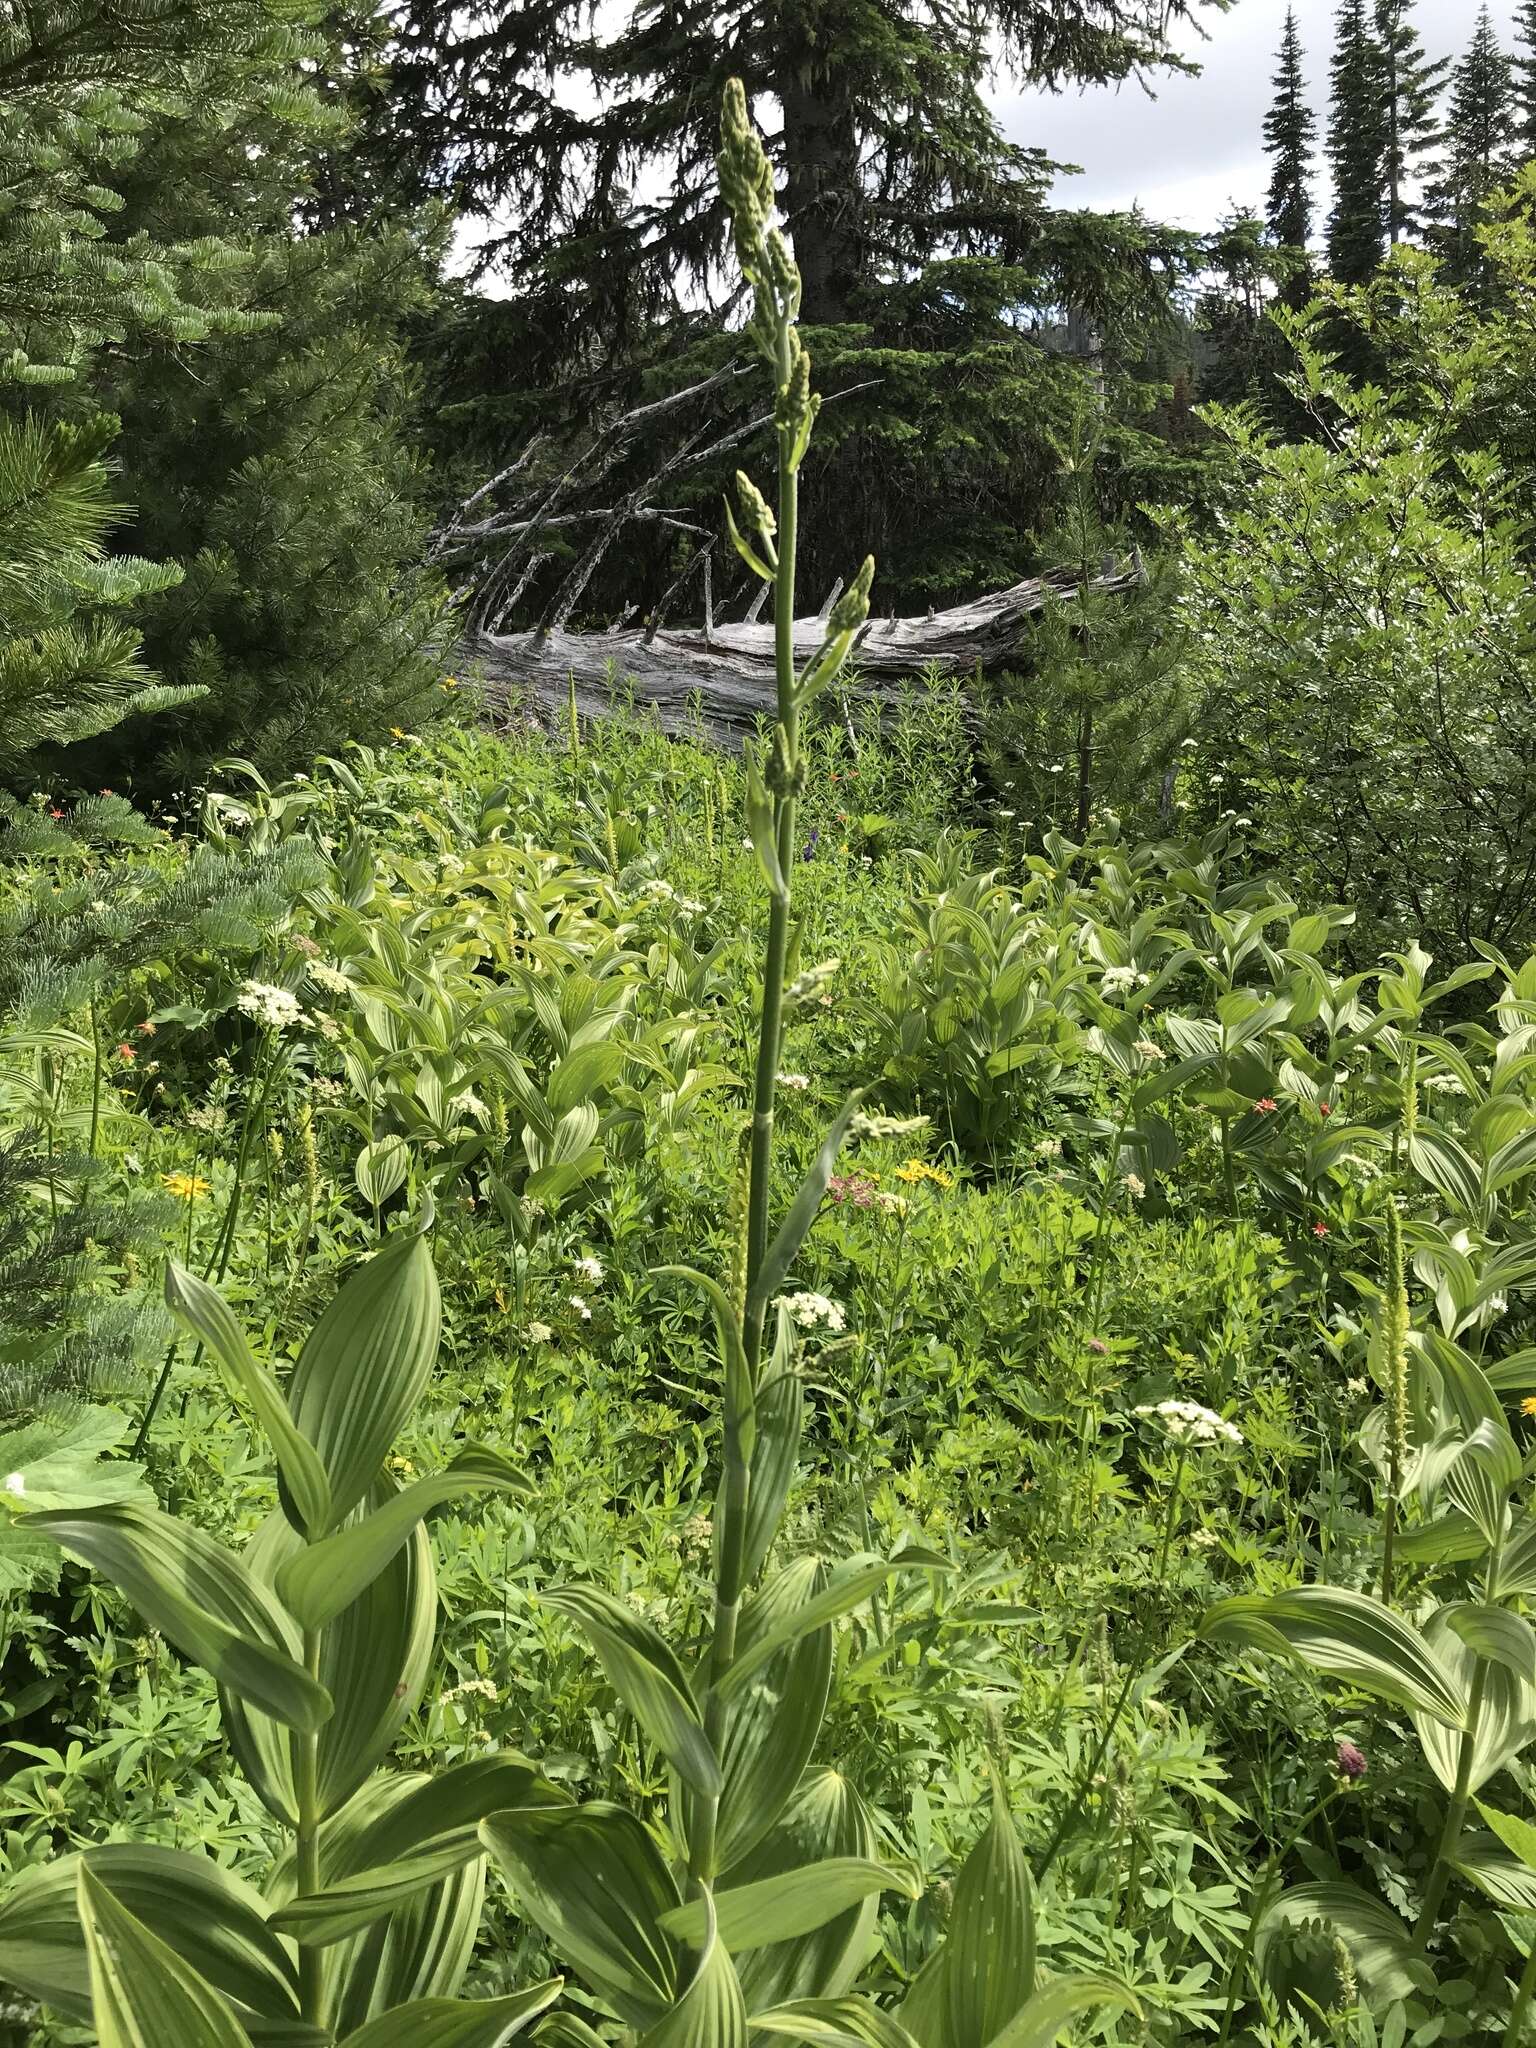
[{"left": 161, "top": 1171, "right": 211, "bottom": 1201}]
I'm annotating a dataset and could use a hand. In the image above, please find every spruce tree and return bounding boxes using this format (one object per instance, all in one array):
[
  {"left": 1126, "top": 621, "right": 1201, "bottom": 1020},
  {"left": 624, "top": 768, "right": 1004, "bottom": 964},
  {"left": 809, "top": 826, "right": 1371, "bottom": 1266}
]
[
  {"left": 1516, "top": 0, "right": 1536, "bottom": 156},
  {"left": 1264, "top": 9, "right": 1318, "bottom": 306},
  {"left": 1327, "top": 0, "right": 1388, "bottom": 284},
  {"left": 1430, "top": 6, "right": 1518, "bottom": 281},
  {"left": 0, "top": 0, "right": 311, "bottom": 790},
  {"left": 1376, "top": 0, "right": 1448, "bottom": 244}
]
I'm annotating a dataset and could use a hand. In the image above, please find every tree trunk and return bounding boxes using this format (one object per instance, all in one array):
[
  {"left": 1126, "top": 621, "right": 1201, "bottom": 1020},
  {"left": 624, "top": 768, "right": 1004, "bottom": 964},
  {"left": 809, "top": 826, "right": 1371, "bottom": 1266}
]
[
  {"left": 779, "top": 32, "right": 861, "bottom": 324},
  {"left": 457, "top": 565, "right": 1141, "bottom": 743}
]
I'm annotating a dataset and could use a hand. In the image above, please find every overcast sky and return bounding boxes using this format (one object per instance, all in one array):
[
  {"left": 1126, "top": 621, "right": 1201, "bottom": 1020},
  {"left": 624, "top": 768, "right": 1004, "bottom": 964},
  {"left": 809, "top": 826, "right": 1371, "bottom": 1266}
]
[{"left": 997, "top": 0, "right": 1525, "bottom": 229}]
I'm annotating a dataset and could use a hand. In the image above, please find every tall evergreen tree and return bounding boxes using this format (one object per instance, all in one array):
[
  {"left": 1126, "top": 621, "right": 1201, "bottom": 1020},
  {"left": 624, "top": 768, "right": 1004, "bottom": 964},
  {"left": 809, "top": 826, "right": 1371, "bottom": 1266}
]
[
  {"left": 1510, "top": 0, "right": 1536, "bottom": 158},
  {"left": 1263, "top": 9, "right": 1317, "bottom": 306},
  {"left": 1327, "top": 0, "right": 1388, "bottom": 284},
  {"left": 0, "top": 0, "right": 311, "bottom": 789},
  {"left": 1430, "top": 6, "right": 1518, "bottom": 281},
  {"left": 1376, "top": 0, "right": 1448, "bottom": 244}
]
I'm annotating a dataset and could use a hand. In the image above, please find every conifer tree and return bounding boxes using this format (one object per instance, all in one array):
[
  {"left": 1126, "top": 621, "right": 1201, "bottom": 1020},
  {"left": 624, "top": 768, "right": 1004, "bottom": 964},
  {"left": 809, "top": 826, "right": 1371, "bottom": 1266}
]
[
  {"left": 1327, "top": 0, "right": 1388, "bottom": 284},
  {"left": 1516, "top": 0, "right": 1536, "bottom": 156},
  {"left": 1430, "top": 6, "right": 1518, "bottom": 281},
  {"left": 1264, "top": 9, "right": 1317, "bottom": 306},
  {"left": 0, "top": 0, "right": 312, "bottom": 790},
  {"left": 1376, "top": 0, "right": 1448, "bottom": 244}
]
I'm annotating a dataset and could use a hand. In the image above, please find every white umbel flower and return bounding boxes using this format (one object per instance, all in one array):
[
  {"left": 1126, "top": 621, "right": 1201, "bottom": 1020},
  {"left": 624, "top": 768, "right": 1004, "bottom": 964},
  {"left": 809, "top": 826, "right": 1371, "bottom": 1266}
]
[
  {"left": 778, "top": 1291, "right": 847, "bottom": 1333},
  {"left": 1136, "top": 1399, "right": 1243, "bottom": 1447}
]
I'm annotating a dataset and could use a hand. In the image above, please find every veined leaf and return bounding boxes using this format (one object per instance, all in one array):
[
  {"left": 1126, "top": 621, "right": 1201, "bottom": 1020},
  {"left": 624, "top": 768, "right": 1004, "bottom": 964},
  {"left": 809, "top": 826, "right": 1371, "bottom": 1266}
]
[
  {"left": 78, "top": 1865, "right": 253, "bottom": 2048},
  {"left": 734, "top": 1771, "right": 884, "bottom": 2011},
  {"left": 287, "top": 1231, "right": 441, "bottom": 1529},
  {"left": 1452, "top": 1834, "right": 1536, "bottom": 1912},
  {"left": 163, "top": 1262, "right": 330, "bottom": 1539},
  {"left": 29, "top": 1503, "right": 330, "bottom": 1733},
  {"left": 751, "top": 2000, "right": 922, "bottom": 2048},
  {"left": 480, "top": 1804, "right": 679, "bottom": 2028},
  {"left": 651, "top": 1267, "right": 753, "bottom": 1472},
  {"left": 1476, "top": 1800, "right": 1536, "bottom": 1871},
  {"left": 719, "top": 1552, "right": 947, "bottom": 1701},
  {"left": 1446, "top": 1603, "right": 1536, "bottom": 1684},
  {"left": 746, "top": 1090, "right": 867, "bottom": 1321},
  {"left": 543, "top": 1584, "right": 720, "bottom": 1796},
  {"left": 660, "top": 1858, "right": 918, "bottom": 1949},
  {"left": 1198, "top": 1585, "right": 1467, "bottom": 1727},
  {"left": 355, "top": 1137, "right": 411, "bottom": 1210},
  {"left": 984, "top": 1978, "right": 1141, "bottom": 2048},
  {"left": 940, "top": 1786, "right": 1036, "bottom": 2048},
  {"left": 740, "top": 1310, "right": 803, "bottom": 1583},
  {"left": 637, "top": 1898, "right": 746, "bottom": 2048},
  {"left": 269, "top": 1839, "right": 482, "bottom": 1947},
  {"left": 1412, "top": 1606, "right": 1536, "bottom": 1795},
  {"left": 0, "top": 1845, "right": 304, "bottom": 2035},
  {"left": 277, "top": 1449, "right": 529, "bottom": 1631},
  {"left": 337, "top": 1982, "right": 563, "bottom": 2046},
  {"left": 714, "top": 1560, "right": 833, "bottom": 1874}
]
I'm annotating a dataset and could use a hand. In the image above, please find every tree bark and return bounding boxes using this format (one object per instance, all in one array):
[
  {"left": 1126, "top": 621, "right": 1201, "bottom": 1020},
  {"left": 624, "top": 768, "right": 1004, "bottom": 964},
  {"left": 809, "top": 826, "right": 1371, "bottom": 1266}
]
[
  {"left": 779, "top": 29, "right": 862, "bottom": 324},
  {"left": 457, "top": 565, "right": 1140, "bottom": 742}
]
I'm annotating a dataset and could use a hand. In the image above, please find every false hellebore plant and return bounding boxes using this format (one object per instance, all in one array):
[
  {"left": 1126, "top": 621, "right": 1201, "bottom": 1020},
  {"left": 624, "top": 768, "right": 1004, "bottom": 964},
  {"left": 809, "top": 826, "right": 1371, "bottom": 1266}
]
[{"left": 0, "top": 83, "right": 1140, "bottom": 2048}]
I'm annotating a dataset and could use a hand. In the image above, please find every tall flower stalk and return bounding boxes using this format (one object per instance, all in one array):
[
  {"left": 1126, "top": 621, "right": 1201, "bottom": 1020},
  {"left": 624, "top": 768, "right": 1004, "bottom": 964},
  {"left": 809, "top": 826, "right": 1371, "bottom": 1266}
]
[
  {"left": 678, "top": 79, "right": 873, "bottom": 1894},
  {"left": 1378, "top": 1198, "right": 1411, "bottom": 1605}
]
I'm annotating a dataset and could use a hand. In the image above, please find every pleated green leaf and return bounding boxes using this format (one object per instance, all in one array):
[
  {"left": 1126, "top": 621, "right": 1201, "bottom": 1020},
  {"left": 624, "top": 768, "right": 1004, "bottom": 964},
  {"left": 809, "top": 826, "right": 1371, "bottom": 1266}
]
[
  {"left": 740, "top": 1324, "right": 803, "bottom": 1584},
  {"left": 751, "top": 1999, "right": 922, "bottom": 2048},
  {"left": 637, "top": 1900, "right": 746, "bottom": 2048},
  {"left": 734, "top": 1771, "right": 884, "bottom": 2012},
  {"left": 719, "top": 1553, "right": 946, "bottom": 1701},
  {"left": 270, "top": 1839, "right": 483, "bottom": 1947},
  {"left": 661, "top": 1858, "right": 918, "bottom": 1949},
  {"left": 479, "top": 1804, "right": 680, "bottom": 2028},
  {"left": 940, "top": 1787, "right": 1036, "bottom": 2048},
  {"left": 746, "top": 1091, "right": 865, "bottom": 1322},
  {"left": 984, "top": 1978, "right": 1141, "bottom": 2048},
  {"left": 543, "top": 1584, "right": 720, "bottom": 1795},
  {"left": 338, "top": 1983, "right": 564, "bottom": 2046},
  {"left": 277, "top": 1449, "right": 529, "bottom": 1631},
  {"left": 0, "top": 1845, "right": 305, "bottom": 2036},
  {"left": 1451, "top": 1835, "right": 1536, "bottom": 1912},
  {"left": 222, "top": 1495, "right": 434, "bottom": 1823},
  {"left": 163, "top": 1261, "right": 330, "bottom": 1539},
  {"left": 287, "top": 1231, "right": 441, "bottom": 1529},
  {"left": 1198, "top": 1585, "right": 1467, "bottom": 1727},
  {"left": 714, "top": 1560, "right": 832, "bottom": 1874},
  {"left": 1477, "top": 1799, "right": 1536, "bottom": 1870},
  {"left": 1445, "top": 1602, "right": 1536, "bottom": 1683},
  {"left": 78, "top": 1865, "right": 253, "bottom": 2048},
  {"left": 652, "top": 1266, "right": 754, "bottom": 1470},
  {"left": 1411, "top": 1606, "right": 1536, "bottom": 1794},
  {"left": 30, "top": 1503, "right": 330, "bottom": 1733}
]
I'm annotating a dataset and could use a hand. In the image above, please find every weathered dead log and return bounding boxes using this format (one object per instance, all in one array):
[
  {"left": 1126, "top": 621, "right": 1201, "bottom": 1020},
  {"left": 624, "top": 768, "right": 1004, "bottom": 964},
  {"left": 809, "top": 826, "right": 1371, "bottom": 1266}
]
[{"left": 458, "top": 564, "right": 1142, "bottom": 741}]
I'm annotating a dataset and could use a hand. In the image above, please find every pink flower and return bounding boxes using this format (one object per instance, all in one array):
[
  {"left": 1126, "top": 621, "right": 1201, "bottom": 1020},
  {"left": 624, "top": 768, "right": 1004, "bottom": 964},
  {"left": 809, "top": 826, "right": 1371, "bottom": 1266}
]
[
  {"left": 1312, "top": 1221, "right": 1329, "bottom": 1238},
  {"left": 1319, "top": 1101, "right": 1332, "bottom": 1117},
  {"left": 115, "top": 1043, "right": 135, "bottom": 1062},
  {"left": 1254, "top": 1097, "right": 1278, "bottom": 1115},
  {"left": 1086, "top": 1336, "right": 1109, "bottom": 1355},
  {"left": 1335, "top": 1739, "right": 1367, "bottom": 1780}
]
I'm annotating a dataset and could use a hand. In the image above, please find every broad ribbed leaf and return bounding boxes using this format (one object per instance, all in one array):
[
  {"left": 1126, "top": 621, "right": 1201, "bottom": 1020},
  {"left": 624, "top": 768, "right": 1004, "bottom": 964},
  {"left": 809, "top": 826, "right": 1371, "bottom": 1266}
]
[
  {"left": 479, "top": 1804, "right": 679, "bottom": 2028},
  {"left": 287, "top": 1231, "right": 441, "bottom": 1529},
  {"left": 1254, "top": 1881, "right": 1428, "bottom": 2007},
  {"left": 271, "top": 1841, "right": 482, "bottom": 1948},
  {"left": 984, "top": 1978, "right": 1140, "bottom": 2048},
  {"left": 734, "top": 1771, "right": 883, "bottom": 2011},
  {"left": 30, "top": 1503, "right": 330, "bottom": 1733},
  {"left": 356, "top": 1137, "right": 411, "bottom": 1210},
  {"left": 223, "top": 1493, "right": 434, "bottom": 1824},
  {"left": 338, "top": 1984, "right": 563, "bottom": 2046},
  {"left": 941, "top": 1788, "right": 1036, "bottom": 2048},
  {"left": 637, "top": 1903, "right": 746, "bottom": 2048},
  {"left": 1199, "top": 1586, "right": 1467, "bottom": 1727},
  {"left": 751, "top": 2000, "right": 922, "bottom": 2048},
  {"left": 164, "top": 1262, "right": 330, "bottom": 1538},
  {"left": 277, "top": 1450, "right": 529, "bottom": 1631},
  {"left": 1451, "top": 1836, "right": 1536, "bottom": 1911},
  {"left": 715, "top": 1560, "right": 832, "bottom": 1874},
  {"left": 719, "top": 1553, "right": 945, "bottom": 1701},
  {"left": 1411, "top": 1606, "right": 1536, "bottom": 1794},
  {"left": 79, "top": 1865, "right": 253, "bottom": 2048},
  {"left": 0, "top": 1846, "right": 304, "bottom": 2035},
  {"left": 661, "top": 1859, "right": 917, "bottom": 1949},
  {"left": 1445, "top": 1603, "right": 1536, "bottom": 1683},
  {"left": 741, "top": 1325, "right": 803, "bottom": 1583},
  {"left": 653, "top": 1265, "right": 755, "bottom": 1472},
  {"left": 543, "top": 1585, "right": 720, "bottom": 1795},
  {"left": 746, "top": 1091, "right": 866, "bottom": 1320}
]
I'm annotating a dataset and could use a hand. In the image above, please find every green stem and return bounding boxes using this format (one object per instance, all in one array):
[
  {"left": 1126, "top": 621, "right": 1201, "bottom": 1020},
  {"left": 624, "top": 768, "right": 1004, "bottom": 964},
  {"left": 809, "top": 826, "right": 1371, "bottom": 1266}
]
[
  {"left": 1412, "top": 1654, "right": 1490, "bottom": 1950},
  {"left": 1506, "top": 1923, "right": 1536, "bottom": 2046},
  {"left": 1217, "top": 1787, "right": 1341, "bottom": 2045},
  {"left": 1153, "top": 1446, "right": 1189, "bottom": 1587},
  {"left": 294, "top": 1626, "right": 327, "bottom": 2029},
  {"left": 87, "top": 999, "right": 102, "bottom": 1159}
]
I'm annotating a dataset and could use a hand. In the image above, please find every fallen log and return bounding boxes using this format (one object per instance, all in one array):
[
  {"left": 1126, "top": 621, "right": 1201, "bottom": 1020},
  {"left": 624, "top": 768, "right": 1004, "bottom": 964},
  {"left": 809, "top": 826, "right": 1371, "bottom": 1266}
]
[{"left": 459, "top": 562, "right": 1143, "bottom": 742}]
